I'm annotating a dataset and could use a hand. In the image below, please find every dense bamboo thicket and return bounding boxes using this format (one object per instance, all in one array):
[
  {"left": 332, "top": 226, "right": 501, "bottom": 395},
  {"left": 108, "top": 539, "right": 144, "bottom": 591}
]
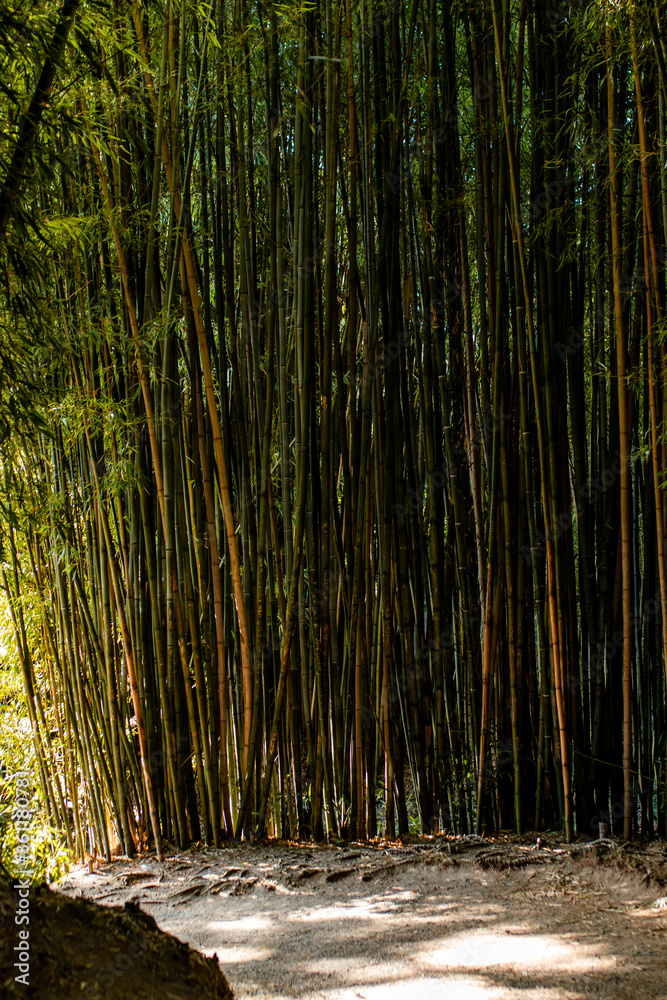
[{"left": 2, "top": 0, "right": 667, "bottom": 860}]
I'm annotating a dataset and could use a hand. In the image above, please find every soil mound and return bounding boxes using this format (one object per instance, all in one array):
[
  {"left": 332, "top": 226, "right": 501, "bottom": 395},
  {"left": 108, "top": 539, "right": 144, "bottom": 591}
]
[{"left": 0, "top": 877, "right": 233, "bottom": 999}]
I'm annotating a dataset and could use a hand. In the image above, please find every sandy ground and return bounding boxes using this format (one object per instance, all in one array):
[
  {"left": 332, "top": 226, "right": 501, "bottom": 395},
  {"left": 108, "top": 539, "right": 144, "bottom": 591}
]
[{"left": 56, "top": 837, "right": 667, "bottom": 1000}]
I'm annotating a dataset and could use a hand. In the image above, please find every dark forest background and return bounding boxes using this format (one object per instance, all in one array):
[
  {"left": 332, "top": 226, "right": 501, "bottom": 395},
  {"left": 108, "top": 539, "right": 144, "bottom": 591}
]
[{"left": 0, "top": 0, "right": 666, "bottom": 866}]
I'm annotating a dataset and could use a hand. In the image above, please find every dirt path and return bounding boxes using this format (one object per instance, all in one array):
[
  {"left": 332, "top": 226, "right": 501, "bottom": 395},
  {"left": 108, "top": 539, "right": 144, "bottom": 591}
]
[{"left": 57, "top": 838, "right": 667, "bottom": 999}]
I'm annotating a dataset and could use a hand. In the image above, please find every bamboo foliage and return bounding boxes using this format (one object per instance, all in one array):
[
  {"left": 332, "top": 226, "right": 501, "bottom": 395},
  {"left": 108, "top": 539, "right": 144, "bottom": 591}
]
[{"left": 3, "top": 0, "right": 667, "bottom": 856}]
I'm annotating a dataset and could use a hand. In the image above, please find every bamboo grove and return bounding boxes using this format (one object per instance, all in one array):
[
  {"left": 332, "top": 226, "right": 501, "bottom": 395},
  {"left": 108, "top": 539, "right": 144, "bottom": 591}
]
[{"left": 2, "top": 0, "right": 667, "bottom": 861}]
